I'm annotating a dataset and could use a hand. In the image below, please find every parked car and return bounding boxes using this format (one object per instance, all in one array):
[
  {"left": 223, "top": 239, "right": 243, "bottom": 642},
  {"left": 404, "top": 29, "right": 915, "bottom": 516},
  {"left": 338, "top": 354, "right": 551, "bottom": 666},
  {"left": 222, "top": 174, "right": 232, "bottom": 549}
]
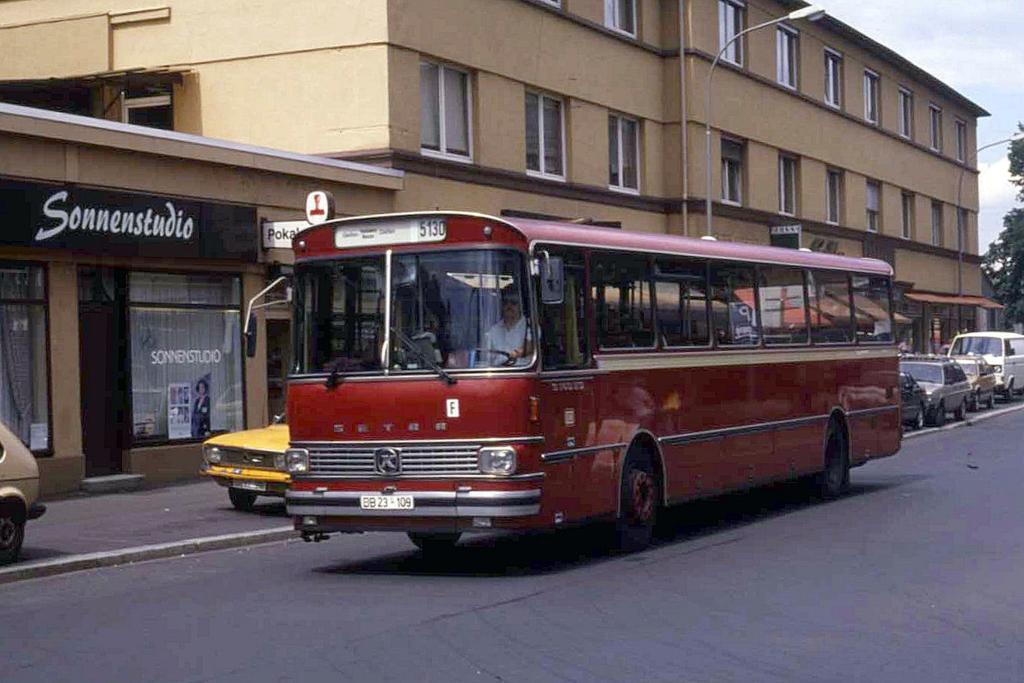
[
  {"left": 201, "top": 422, "right": 290, "bottom": 511},
  {"left": 948, "top": 331, "right": 1024, "bottom": 399},
  {"left": 951, "top": 355, "right": 998, "bottom": 411},
  {"left": 900, "top": 372, "right": 927, "bottom": 430},
  {"left": 0, "top": 422, "right": 46, "bottom": 565},
  {"left": 900, "top": 356, "right": 971, "bottom": 426}
]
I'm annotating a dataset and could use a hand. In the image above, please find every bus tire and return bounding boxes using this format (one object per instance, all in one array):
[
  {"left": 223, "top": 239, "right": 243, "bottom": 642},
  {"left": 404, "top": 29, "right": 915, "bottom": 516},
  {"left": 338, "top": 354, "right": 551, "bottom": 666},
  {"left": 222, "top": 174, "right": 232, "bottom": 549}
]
[
  {"left": 815, "top": 421, "right": 849, "bottom": 500},
  {"left": 408, "top": 532, "right": 461, "bottom": 555},
  {"left": 612, "top": 447, "right": 659, "bottom": 553},
  {"left": 228, "top": 489, "right": 258, "bottom": 512},
  {"left": 0, "top": 501, "right": 26, "bottom": 566}
]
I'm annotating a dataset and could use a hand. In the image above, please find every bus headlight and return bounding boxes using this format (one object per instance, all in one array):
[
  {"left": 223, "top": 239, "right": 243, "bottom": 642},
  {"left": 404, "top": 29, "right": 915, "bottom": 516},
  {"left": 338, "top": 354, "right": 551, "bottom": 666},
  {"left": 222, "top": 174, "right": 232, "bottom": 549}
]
[
  {"left": 286, "top": 448, "right": 309, "bottom": 474},
  {"left": 203, "top": 446, "right": 223, "bottom": 464},
  {"left": 273, "top": 453, "right": 287, "bottom": 470},
  {"left": 478, "top": 447, "right": 517, "bottom": 476}
]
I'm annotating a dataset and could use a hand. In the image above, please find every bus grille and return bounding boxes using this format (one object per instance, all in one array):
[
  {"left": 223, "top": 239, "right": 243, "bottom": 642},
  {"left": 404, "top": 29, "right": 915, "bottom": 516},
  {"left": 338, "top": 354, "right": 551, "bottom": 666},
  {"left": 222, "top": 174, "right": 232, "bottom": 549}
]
[{"left": 303, "top": 443, "right": 482, "bottom": 476}]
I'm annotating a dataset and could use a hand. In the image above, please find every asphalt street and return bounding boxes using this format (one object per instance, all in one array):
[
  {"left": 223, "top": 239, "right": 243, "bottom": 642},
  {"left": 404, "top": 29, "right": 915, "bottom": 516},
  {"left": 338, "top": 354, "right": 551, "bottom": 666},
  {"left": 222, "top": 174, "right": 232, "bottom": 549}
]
[{"left": 5, "top": 411, "right": 1024, "bottom": 683}]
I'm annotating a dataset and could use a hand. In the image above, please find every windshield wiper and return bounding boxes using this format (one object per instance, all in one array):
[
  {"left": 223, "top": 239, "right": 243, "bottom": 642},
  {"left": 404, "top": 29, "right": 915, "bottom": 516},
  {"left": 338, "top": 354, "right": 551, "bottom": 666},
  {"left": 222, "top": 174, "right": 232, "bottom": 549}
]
[{"left": 390, "top": 326, "right": 456, "bottom": 386}]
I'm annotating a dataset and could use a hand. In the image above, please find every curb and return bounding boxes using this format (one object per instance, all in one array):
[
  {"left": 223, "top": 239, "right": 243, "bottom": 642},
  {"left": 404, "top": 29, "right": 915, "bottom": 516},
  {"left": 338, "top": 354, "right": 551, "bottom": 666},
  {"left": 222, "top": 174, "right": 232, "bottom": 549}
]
[
  {"left": 903, "top": 400, "right": 1024, "bottom": 440},
  {"left": 0, "top": 526, "right": 297, "bottom": 586}
]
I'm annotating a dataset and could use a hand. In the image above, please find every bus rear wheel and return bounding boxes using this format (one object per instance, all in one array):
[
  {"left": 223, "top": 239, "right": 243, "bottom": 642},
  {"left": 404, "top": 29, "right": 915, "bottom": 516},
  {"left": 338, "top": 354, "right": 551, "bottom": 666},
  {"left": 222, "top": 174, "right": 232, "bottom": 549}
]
[
  {"left": 612, "top": 448, "right": 659, "bottom": 553},
  {"left": 408, "top": 532, "right": 461, "bottom": 555},
  {"left": 815, "top": 422, "right": 849, "bottom": 500}
]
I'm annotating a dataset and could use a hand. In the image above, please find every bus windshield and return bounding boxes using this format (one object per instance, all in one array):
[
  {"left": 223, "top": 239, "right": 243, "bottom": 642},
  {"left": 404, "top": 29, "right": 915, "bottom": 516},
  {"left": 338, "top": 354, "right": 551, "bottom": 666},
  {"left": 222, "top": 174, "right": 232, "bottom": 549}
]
[{"left": 293, "top": 249, "right": 533, "bottom": 375}]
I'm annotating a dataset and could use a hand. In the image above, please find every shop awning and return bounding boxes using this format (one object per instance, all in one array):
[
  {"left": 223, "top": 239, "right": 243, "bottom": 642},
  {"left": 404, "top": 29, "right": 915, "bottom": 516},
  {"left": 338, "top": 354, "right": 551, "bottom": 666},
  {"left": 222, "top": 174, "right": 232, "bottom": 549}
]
[
  {"left": 0, "top": 66, "right": 190, "bottom": 90},
  {"left": 904, "top": 291, "right": 1004, "bottom": 310}
]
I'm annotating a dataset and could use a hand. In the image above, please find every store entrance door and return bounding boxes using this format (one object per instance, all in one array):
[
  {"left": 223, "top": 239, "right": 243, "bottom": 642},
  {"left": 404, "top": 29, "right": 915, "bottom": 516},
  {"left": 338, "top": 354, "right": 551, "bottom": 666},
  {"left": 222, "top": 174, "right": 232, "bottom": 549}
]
[{"left": 79, "top": 268, "right": 129, "bottom": 477}]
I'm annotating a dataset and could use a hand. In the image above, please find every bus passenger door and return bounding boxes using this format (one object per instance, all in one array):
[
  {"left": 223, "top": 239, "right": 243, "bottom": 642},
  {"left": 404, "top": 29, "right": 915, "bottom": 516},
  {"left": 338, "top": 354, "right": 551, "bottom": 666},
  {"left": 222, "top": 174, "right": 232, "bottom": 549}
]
[{"left": 536, "top": 247, "right": 597, "bottom": 524}]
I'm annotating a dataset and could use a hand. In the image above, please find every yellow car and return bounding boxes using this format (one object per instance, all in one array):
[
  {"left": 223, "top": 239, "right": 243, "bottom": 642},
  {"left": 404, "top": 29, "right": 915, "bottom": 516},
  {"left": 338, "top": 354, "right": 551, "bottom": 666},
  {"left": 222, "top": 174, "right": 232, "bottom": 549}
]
[{"left": 201, "top": 424, "right": 290, "bottom": 511}]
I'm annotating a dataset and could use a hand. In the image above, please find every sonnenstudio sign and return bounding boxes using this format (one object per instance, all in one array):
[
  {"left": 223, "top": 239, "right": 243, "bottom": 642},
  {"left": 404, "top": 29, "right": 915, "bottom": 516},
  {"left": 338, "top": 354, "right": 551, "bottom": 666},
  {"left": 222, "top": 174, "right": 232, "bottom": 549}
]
[{"left": 0, "top": 178, "right": 257, "bottom": 260}]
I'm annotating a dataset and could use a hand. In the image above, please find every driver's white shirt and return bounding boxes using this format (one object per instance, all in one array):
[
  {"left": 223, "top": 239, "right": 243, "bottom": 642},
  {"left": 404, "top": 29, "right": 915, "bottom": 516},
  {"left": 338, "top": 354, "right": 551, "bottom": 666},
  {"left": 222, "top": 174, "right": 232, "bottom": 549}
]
[{"left": 485, "top": 316, "right": 529, "bottom": 357}]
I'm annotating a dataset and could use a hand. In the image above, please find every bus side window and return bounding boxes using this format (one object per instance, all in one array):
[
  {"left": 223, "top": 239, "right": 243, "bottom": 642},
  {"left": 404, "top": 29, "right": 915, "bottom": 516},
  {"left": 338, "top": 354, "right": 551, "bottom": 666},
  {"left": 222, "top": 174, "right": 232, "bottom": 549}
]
[
  {"left": 655, "top": 257, "right": 710, "bottom": 347},
  {"left": 709, "top": 262, "right": 759, "bottom": 346},
  {"left": 591, "top": 251, "right": 655, "bottom": 349},
  {"left": 539, "top": 248, "right": 589, "bottom": 370}
]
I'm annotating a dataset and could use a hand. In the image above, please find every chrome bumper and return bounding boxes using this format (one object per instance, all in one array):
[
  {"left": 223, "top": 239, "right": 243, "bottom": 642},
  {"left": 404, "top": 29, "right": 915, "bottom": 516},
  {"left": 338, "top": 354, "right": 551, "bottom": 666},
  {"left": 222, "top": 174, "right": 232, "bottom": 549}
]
[{"left": 286, "top": 488, "right": 541, "bottom": 518}]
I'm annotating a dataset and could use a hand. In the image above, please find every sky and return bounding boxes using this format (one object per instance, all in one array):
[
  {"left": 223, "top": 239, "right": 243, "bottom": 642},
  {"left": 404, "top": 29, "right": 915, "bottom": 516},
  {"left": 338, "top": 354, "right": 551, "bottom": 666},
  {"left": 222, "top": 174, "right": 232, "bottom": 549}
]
[{"left": 817, "top": 0, "right": 1022, "bottom": 254}]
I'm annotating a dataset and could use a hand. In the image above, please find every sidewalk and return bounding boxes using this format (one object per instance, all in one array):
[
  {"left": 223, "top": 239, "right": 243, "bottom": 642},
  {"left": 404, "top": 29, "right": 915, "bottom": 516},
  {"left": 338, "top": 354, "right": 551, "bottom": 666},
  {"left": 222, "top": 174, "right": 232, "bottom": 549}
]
[{"left": 5, "top": 479, "right": 294, "bottom": 581}]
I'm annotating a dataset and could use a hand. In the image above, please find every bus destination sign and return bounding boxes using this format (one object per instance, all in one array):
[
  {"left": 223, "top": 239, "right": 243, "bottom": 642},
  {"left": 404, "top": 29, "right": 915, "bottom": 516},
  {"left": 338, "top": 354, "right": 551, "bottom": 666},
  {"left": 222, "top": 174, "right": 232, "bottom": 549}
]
[{"left": 334, "top": 217, "right": 447, "bottom": 248}]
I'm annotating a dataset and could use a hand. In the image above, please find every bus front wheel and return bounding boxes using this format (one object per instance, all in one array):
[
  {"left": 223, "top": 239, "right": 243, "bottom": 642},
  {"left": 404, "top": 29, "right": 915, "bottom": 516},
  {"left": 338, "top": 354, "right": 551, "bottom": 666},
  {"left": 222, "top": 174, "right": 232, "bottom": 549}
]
[{"left": 612, "top": 447, "right": 660, "bottom": 553}]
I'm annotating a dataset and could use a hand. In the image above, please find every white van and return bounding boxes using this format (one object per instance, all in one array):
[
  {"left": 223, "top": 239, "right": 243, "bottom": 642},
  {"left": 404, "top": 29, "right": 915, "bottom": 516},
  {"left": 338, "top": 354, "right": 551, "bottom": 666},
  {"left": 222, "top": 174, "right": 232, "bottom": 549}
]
[
  {"left": 948, "top": 331, "right": 1024, "bottom": 398},
  {"left": 0, "top": 422, "right": 46, "bottom": 564}
]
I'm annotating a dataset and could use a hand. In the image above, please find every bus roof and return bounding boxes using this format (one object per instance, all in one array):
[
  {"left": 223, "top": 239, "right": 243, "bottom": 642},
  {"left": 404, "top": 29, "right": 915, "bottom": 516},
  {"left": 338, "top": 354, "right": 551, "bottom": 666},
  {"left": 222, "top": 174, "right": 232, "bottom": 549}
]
[{"left": 298, "top": 211, "right": 894, "bottom": 276}]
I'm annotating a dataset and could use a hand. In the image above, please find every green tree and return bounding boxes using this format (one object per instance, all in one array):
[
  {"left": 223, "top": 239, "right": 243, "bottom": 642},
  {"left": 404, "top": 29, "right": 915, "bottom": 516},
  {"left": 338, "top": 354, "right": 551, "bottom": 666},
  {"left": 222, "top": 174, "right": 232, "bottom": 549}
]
[{"left": 983, "top": 126, "right": 1024, "bottom": 328}]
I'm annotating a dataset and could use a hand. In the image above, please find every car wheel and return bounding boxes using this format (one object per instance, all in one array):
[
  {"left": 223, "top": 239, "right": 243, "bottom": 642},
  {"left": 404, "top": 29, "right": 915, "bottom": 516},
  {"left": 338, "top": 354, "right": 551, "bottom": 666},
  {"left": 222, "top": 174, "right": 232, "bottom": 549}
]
[
  {"left": 815, "top": 421, "right": 850, "bottom": 500},
  {"left": 967, "top": 392, "right": 978, "bottom": 412},
  {"left": 954, "top": 399, "right": 967, "bottom": 421},
  {"left": 914, "top": 403, "right": 925, "bottom": 430},
  {"left": 930, "top": 401, "right": 946, "bottom": 427},
  {"left": 612, "top": 446, "right": 660, "bottom": 553},
  {"left": 407, "top": 532, "right": 461, "bottom": 555},
  {"left": 228, "top": 488, "right": 258, "bottom": 512},
  {"left": 987, "top": 392, "right": 997, "bottom": 410},
  {"left": 0, "top": 511, "right": 25, "bottom": 566}
]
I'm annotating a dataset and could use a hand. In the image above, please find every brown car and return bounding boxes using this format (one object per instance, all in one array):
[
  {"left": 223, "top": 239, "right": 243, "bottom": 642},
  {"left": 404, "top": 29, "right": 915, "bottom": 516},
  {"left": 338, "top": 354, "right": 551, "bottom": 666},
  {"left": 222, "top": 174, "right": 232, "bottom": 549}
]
[{"left": 952, "top": 356, "right": 998, "bottom": 411}]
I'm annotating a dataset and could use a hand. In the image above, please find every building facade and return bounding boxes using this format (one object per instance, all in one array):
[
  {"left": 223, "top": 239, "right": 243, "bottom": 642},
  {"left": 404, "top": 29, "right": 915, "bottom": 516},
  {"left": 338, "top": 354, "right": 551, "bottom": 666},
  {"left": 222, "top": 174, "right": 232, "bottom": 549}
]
[{"left": 0, "top": 0, "right": 998, "bottom": 488}]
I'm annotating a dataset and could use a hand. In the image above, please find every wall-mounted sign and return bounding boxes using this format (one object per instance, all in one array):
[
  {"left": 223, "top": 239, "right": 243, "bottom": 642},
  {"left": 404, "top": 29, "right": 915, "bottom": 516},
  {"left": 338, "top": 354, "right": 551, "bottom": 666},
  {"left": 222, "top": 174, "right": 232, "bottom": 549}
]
[
  {"left": 0, "top": 178, "right": 257, "bottom": 260},
  {"left": 262, "top": 220, "right": 308, "bottom": 250},
  {"left": 305, "top": 190, "right": 336, "bottom": 225},
  {"left": 769, "top": 223, "right": 801, "bottom": 250}
]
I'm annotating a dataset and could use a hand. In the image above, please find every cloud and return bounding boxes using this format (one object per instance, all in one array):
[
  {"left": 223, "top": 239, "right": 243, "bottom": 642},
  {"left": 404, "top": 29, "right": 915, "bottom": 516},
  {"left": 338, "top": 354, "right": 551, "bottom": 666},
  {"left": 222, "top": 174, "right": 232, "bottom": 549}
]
[{"left": 978, "top": 155, "right": 1018, "bottom": 252}]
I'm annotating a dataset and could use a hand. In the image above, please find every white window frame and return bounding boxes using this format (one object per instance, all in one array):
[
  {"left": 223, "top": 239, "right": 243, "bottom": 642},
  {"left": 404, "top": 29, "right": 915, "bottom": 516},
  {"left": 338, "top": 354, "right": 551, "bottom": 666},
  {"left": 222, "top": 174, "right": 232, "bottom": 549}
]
[
  {"left": 824, "top": 48, "right": 842, "bottom": 109},
  {"left": 609, "top": 113, "right": 641, "bottom": 194},
  {"left": 865, "top": 180, "right": 881, "bottom": 233},
  {"left": 525, "top": 90, "right": 567, "bottom": 181},
  {"left": 420, "top": 61, "right": 473, "bottom": 163},
  {"left": 929, "top": 104, "right": 943, "bottom": 152},
  {"left": 901, "top": 192, "right": 914, "bottom": 240},
  {"left": 825, "top": 169, "right": 842, "bottom": 225},
  {"left": 122, "top": 94, "right": 172, "bottom": 125},
  {"left": 776, "top": 26, "right": 799, "bottom": 90},
  {"left": 863, "top": 69, "right": 879, "bottom": 125},
  {"left": 955, "top": 118, "right": 967, "bottom": 162},
  {"left": 604, "top": 0, "right": 637, "bottom": 38},
  {"left": 537, "top": 0, "right": 561, "bottom": 6},
  {"left": 778, "top": 154, "right": 797, "bottom": 216},
  {"left": 931, "top": 200, "right": 943, "bottom": 246},
  {"left": 718, "top": 0, "right": 745, "bottom": 67},
  {"left": 721, "top": 137, "right": 743, "bottom": 206},
  {"left": 898, "top": 87, "right": 913, "bottom": 139}
]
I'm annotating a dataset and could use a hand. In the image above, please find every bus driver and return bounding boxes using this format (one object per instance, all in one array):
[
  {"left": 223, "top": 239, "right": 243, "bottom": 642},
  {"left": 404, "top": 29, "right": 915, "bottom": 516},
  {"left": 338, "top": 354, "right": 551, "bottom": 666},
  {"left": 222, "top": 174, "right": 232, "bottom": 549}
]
[{"left": 483, "top": 293, "right": 532, "bottom": 365}]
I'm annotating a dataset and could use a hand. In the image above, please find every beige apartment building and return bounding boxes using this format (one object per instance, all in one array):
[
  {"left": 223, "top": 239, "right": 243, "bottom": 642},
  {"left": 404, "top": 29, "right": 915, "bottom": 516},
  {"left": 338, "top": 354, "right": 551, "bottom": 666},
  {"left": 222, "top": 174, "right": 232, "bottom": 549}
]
[{"left": 0, "top": 0, "right": 999, "bottom": 486}]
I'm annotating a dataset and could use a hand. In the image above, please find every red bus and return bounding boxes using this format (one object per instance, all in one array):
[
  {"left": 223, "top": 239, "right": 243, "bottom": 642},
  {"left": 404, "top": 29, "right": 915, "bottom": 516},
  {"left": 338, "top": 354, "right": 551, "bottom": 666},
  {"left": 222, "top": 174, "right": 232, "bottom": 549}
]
[{"left": 279, "top": 210, "right": 900, "bottom": 552}]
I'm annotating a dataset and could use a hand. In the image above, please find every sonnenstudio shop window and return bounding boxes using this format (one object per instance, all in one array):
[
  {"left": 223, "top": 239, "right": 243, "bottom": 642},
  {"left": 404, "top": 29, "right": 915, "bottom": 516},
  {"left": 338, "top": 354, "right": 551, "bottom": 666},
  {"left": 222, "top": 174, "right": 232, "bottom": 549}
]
[
  {"left": 0, "top": 263, "right": 49, "bottom": 452},
  {"left": 128, "top": 272, "right": 243, "bottom": 442}
]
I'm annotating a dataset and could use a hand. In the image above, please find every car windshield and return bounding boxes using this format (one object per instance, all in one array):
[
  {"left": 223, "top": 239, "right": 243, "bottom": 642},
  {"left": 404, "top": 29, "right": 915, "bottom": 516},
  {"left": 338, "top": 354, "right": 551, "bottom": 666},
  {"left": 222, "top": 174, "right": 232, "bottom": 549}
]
[
  {"left": 901, "top": 362, "right": 944, "bottom": 384},
  {"left": 957, "top": 362, "right": 979, "bottom": 376},
  {"left": 293, "top": 249, "right": 532, "bottom": 375},
  {"left": 950, "top": 336, "right": 1001, "bottom": 356}
]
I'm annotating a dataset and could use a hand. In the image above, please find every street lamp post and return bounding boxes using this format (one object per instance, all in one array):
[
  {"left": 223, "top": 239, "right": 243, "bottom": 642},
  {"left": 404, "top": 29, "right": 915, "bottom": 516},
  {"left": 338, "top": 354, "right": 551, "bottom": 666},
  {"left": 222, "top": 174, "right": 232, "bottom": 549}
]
[
  {"left": 704, "top": 5, "right": 825, "bottom": 238},
  {"left": 955, "top": 132, "right": 1024, "bottom": 305}
]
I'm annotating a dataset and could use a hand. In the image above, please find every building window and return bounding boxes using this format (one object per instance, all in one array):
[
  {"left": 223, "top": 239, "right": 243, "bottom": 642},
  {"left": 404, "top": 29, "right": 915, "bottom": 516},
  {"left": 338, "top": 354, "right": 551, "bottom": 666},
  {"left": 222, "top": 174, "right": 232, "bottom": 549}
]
[
  {"left": 957, "top": 208, "right": 968, "bottom": 251},
  {"left": 931, "top": 200, "right": 943, "bottom": 246},
  {"left": 824, "top": 49, "right": 842, "bottom": 108},
  {"left": 129, "top": 272, "right": 243, "bottom": 442},
  {"left": 0, "top": 264, "right": 49, "bottom": 452},
  {"left": 863, "top": 70, "right": 879, "bottom": 124},
  {"left": 778, "top": 154, "right": 797, "bottom": 215},
  {"left": 608, "top": 114, "right": 640, "bottom": 192},
  {"left": 718, "top": 0, "right": 744, "bottom": 66},
  {"left": 929, "top": 104, "right": 943, "bottom": 151},
  {"left": 604, "top": 0, "right": 636, "bottom": 37},
  {"left": 776, "top": 27, "right": 799, "bottom": 89},
  {"left": 721, "top": 138, "right": 743, "bottom": 204},
  {"left": 825, "top": 169, "right": 842, "bottom": 224},
  {"left": 525, "top": 91, "right": 565, "bottom": 179},
  {"left": 901, "top": 192, "right": 914, "bottom": 239},
  {"left": 898, "top": 87, "right": 914, "bottom": 139},
  {"left": 123, "top": 95, "right": 173, "bottom": 131},
  {"left": 420, "top": 61, "right": 471, "bottom": 159},
  {"left": 866, "top": 180, "right": 881, "bottom": 233},
  {"left": 955, "top": 119, "right": 967, "bottom": 162}
]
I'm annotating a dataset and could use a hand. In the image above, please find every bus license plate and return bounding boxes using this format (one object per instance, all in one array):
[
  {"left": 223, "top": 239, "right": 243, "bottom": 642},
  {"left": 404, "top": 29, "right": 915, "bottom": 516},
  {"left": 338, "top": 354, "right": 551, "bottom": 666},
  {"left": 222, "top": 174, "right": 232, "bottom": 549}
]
[{"left": 359, "top": 495, "right": 414, "bottom": 511}]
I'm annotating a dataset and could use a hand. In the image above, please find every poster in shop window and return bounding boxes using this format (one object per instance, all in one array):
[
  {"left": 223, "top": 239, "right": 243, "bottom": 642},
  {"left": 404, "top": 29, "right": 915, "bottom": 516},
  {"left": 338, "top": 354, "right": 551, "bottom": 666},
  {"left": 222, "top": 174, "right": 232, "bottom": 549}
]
[
  {"left": 167, "top": 383, "right": 192, "bottom": 440},
  {"left": 191, "top": 373, "right": 212, "bottom": 439}
]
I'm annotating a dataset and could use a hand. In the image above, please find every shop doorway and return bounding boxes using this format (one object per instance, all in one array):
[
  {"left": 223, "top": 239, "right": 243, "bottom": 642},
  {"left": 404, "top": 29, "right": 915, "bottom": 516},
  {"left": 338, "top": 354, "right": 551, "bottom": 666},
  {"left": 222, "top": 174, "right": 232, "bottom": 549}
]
[
  {"left": 78, "top": 268, "right": 129, "bottom": 476},
  {"left": 266, "top": 318, "right": 291, "bottom": 421}
]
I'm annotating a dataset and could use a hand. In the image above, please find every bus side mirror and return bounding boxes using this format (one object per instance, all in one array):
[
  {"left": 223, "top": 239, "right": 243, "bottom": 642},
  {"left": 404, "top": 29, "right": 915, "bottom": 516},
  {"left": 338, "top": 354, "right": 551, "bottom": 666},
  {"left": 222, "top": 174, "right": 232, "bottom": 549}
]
[
  {"left": 539, "top": 255, "right": 564, "bottom": 305},
  {"left": 245, "top": 312, "right": 257, "bottom": 358}
]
